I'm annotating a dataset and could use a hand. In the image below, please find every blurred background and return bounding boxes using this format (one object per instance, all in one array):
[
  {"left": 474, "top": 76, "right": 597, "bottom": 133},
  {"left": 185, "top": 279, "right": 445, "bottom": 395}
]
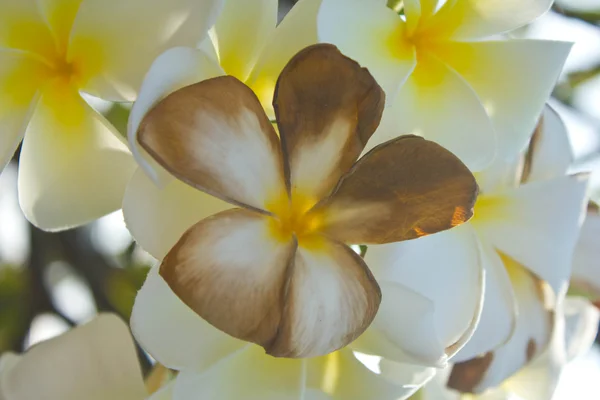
[{"left": 0, "top": 0, "right": 599, "bottom": 398}]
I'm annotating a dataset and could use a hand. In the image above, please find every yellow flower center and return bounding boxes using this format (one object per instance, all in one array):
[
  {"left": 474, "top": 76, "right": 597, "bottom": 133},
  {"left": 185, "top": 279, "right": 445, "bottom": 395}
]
[{"left": 266, "top": 192, "right": 325, "bottom": 249}]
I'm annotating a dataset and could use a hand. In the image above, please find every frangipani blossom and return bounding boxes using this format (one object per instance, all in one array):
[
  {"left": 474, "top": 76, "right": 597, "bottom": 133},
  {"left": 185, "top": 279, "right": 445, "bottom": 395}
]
[
  {"left": 364, "top": 106, "right": 589, "bottom": 393},
  {"left": 318, "top": 0, "right": 571, "bottom": 170},
  {"left": 131, "top": 44, "right": 477, "bottom": 358},
  {"left": 131, "top": 267, "right": 437, "bottom": 400},
  {"left": 0, "top": 314, "right": 171, "bottom": 400},
  {"left": 0, "top": 0, "right": 222, "bottom": 230},
  {"left": 415, "top": 297, "right": 600, "bottom": 400},
  {"left": 128, "top": 0, "right": 322, "bottom": 185}
]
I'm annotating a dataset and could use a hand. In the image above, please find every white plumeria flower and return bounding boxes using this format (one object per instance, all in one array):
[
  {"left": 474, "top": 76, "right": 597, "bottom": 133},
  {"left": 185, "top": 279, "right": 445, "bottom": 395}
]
[
  {"left": 318, "top": 0, "right": 571, "bottom": 170},
  {"left": 0, "top": 314, "right": 172, "bottom": 400},
  {"left": 128, "top": 0, "right": 322, "bottom": 185},
  {"left": 415, "top": 296, "right": 600, "bottom": 400},
  {"left": 125, "top": 0, "right": 485, "bottom": 368},
  {"left": 571, "top": 206, "right": 600, "bottom": 305},
  {"left": 130, "top": 43, "right": 478, "bottom": 359},
  {"left": 0, "top": 0, "right": 222, "bottom": 230},
  {"left": 132, "top": 267, "right": 437, "bottom": 400},
  {"left": 364, "top": 106, "right": 590, "bottom": 393}
]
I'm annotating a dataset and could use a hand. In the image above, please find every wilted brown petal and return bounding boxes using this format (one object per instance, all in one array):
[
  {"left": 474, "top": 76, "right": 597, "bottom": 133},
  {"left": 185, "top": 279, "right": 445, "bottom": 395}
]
[
  {"left": 138, "top": 76, "right": 286, "bottom": 213},
  {"left": 273, "top": 43, "right": 385, "bottom": 201},
  {"left": 312, "top": 135, "right": 478, "bottom": 244},
  {"left": 160, "top": 209, "right": 381, "bottom": 358}
]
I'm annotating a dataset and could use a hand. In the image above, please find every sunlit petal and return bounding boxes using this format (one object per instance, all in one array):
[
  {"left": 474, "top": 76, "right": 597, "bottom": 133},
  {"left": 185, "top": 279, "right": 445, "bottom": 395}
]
[
  {"left": 213, "top": 0, "right": 277, "bottom": 81},
  {"left": 430, "top": 40, "right": 571, "bottom": 160},
  {"left": 18, "top": 80, "right": 136, "bottom": 230},
  {"left": 425, "top": 0, "right": 553, "bottom": 40},
  {"left": 449, "top": 257, "right": 553, "bottom": 393},
  {"left": 173, "top": 346, "right": 304, "bottom": 400},
  {"left": 0, "top": 50, "right": 50, "bottom": 172},
  {"left": 317, "top": 0, "right": 416, "bottom": 99},
  {"left": 369, "top": 53, "right": 495, "bottom": 170},
  {"left": 474, "top": 175, "right": 589, "bottom": 297},
  {"left": 68, "top": 0, "right": 224, "bottom": 101},
  {"left": 365, "top": 224, "right": 485, "bottom": 360}
]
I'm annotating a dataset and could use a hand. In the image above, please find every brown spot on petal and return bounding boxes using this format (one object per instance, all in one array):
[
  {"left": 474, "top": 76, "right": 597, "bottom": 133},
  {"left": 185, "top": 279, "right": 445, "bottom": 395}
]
[
  {"left": 526, "top": 338, "right": 537, "bottom": 362},
  {"left": 447, "top": 352, "right": 493, "bottom": 394}
]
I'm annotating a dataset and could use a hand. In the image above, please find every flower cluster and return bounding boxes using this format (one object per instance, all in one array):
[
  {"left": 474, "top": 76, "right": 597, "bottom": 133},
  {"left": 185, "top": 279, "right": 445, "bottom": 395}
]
[{"left": 0, "top": 0, "right": 598, "bottom": 399}]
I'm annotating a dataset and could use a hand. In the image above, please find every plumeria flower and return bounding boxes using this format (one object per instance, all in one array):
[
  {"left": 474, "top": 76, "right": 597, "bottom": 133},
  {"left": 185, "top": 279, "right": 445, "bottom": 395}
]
[
  {"left": 415, "top": 296, "right": 600, "bottom": 400},
  {"left": 318, "top": 0, "right": 571, "bottom": 170},
  {"left": 131, "top": 267, "right": 438, "bottom": 400},
  {"left": 125, "top": 0, "right": 485, "bottom": 367},
  {"left": 128, "top": 0, "right": 322, "bottom": 185},
  {"left": 130, "top": 43, "right": 477, "bottom": 358},
  {"left": 571, "top": 204, "right": 600, "bottom": 307},
  {"left": 364, "top": 105, "right": 590, "bottom": 394},
  {"left": 0, "top": 314, "right": 171, "bottom": 400},
  {"left": 0, "top": 0, "right": 222, "bottom": 230}
]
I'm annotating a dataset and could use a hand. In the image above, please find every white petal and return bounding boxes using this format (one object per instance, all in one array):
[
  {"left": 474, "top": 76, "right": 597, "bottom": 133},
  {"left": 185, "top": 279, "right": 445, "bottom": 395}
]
[
  {"left": 427, "top": 0, "right": 553, "bottom": 40},
  {"left": 68, "top": 0, "right": 224, "bottom": 101},
  {"left": 307, "top": 349, "right": 435, "bottom": 400},
  {"left": 571, "top": 212, "right": 600, "bottom": 298},
  {"left": 172, "top": 346, "right": 305, "bottom": 400},
  {"left": 526, "top": 105, "right": 574, "bottom": 182},
  {"left": 364, "top": 224, "right": 484, "bottom": 359},
  {"left": 123, "top": 168, "right": 231, "bottom": 261},
  {"left": 246, "top": 0, "right": 322, "bottom": 117},
  {"left": 369, "top": 53, "right": 495, "bottom": 171},
  {"left": 453, "top": 241, "right": 517, "bottom": 363},
  {"left": 0, "top": 50, "right": 47, "bottom": 173},
  {"left": 213, "top": 0, "right": 277, "bottom": 81},
  {"left": 18, "top": 82, "right": 136, "bottom": 231},
  {"left": 562, "top": 297, "right": 600, "bottom": 362},
  {"left": 1, "top": 314, "right": 146, "bottom": 400},
  {"left": 475, "top": 175, "right": 589, "bottom": 296},
  {"left": 317, "top": 0, "right": 416, "bottom": 99},
  {"left": 130, "top": 266, "right": 245, "bottom": 370},
  {"left": 127, "top": 47, "right": 224, "bottom": 184},
  {"left": 430, "top": 40, "right": 571, "bottom": 160},
  {"left": 352, "top": 281, "right": 447, "bottom": 367},
  {"left": 449, "top": 260, "right": 553, "bottom": 393}
]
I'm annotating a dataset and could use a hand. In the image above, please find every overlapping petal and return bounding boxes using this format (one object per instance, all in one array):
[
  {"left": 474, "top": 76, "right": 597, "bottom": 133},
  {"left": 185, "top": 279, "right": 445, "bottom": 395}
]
[
  {"left": 425, "top": 0, "right": 553, "bottom": 40},
  {"left": 0, "top": 50, "right": 50, "bottom": 171},
  {"left": 0, "top": 314, "right": 146, "bottom": 400},
  {"left": 314, "top": 135, "right": 477, "bottom": 244},
  {"left": 449, "top": 256, "right": 553, "bottom": 393},
  {"left": 37, "top": 0, "right": 83, "bottom": 54},
  {"left": 173, "top": 346, "right": 305, "bottom": 400},
  {"left": 429, "top": 40, "right": 571, "bottom": 160},
  {"left": 308, "top": 349, "right": 435, "bottom": 400},
  {"left": 572, "top": 212, "right": 600, "bottom": 298},
  {"left": 68, "top": 0, "right": 224, "bottom": 101},
  {"left": 130, "top": 267, "right": 244, "bottom": 371},
  {"left": 246, "top": 0, "right": 322, "bottom": 116},
  {"left": 274, "top": 44, "right": 385, "bottom": 200},
  {"left": 369, "top": 54, "right": 496, "bottom": 170},
  {"left": 123, "top": 168, "right": 231, "bottom": 261},
  {"left": 453, "top": 243, "right": 517, "bottom": 363},
  {"left": 137, "top": 76, "right": 286, "bottom": 212},
  {"left": 18, "top": 80, "right": 136, "bottom": 230},
  {"left": 127, "top": 46, "right": 223, "bottom": 184},
  {"left": 0, "top": 0, "right": 54, "bottom": 57},
  {"left": 365, "top": 224, "right": 484, "bottom": 361},
  {"left": 317, "top": 0, "right": 416, "bottom": 98},
  {"left": 473, "top": 175, "right": 589, "bottom": 297},
  {"left": 213, "top": 0, "right": 277, "bottom": 81}
]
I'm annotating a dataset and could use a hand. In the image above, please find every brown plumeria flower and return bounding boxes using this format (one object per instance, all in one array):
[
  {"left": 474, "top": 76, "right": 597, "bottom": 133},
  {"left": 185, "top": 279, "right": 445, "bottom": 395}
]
[{"left": 135, "top": 44, "right": 478, "bottom": 358}]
